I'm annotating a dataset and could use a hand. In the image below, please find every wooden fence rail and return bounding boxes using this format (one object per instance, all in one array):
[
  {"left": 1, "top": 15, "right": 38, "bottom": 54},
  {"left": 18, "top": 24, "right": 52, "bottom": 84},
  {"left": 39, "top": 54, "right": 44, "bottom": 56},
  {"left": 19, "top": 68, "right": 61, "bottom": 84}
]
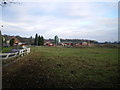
[{"left": 0, "top": 48, "right": 30, "bottom": 59}]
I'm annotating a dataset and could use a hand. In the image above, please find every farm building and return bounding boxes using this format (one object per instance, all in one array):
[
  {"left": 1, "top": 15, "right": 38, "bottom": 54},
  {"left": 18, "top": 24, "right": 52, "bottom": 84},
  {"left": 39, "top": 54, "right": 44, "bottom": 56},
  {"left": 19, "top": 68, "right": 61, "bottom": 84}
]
[
  {"left": 2, "top": 35, "right": 34, "bottom": 46},
  {"left": 60, "top": 39, "right": 97, "bottom": 46},
  {"left": 44, "top": 38, "right": 98, "bottom": 46}
]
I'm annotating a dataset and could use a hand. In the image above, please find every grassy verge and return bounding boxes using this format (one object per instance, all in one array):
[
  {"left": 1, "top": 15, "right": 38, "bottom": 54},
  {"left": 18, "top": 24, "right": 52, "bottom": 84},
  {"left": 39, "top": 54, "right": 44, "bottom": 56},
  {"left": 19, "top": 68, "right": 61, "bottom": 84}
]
[
  {"left": 3, "top": 46, "right": 119, "bottom": 88},
  {"left": 2, "top": 47, "right": 14, "bottom": 53}
]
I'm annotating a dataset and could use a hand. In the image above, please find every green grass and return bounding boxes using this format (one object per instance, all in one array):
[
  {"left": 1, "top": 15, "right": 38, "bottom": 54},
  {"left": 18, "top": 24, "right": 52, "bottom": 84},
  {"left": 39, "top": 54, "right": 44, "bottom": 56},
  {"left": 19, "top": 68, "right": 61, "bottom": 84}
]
[
  {"left": 3, "top": 46, "right": 119, "bottom": 88},
  {"left": 2, "top": 46, "right": 23, "bottom": 53},
  {"left": 2, "top": 47, "right": 14, "bottom": 53}
]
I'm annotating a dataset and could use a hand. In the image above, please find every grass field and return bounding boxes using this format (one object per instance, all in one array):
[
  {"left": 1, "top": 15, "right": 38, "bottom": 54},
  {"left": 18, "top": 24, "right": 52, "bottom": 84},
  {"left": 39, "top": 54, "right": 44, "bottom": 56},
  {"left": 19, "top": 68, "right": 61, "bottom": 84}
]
[
  {"left": 2, "top": 47, "right": 14, "bottom": 53},
  {"left": 3, "top": 46, "right": 119, "bottom": 88}
]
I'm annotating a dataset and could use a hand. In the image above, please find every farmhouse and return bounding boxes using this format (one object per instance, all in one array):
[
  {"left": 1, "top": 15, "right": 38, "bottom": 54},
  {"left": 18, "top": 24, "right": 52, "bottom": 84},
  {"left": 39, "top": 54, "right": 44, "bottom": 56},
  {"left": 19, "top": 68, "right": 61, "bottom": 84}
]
[
  {"left": 3, "top": 35, "right": 34, "bottom": 46},
  {"left": 2, "top": 36, "right": 18, "bottom": 46}
]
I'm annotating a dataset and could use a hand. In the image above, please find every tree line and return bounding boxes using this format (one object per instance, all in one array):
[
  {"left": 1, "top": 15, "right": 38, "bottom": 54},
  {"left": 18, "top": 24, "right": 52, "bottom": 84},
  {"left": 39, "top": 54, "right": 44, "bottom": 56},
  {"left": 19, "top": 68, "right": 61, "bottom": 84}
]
[{"left": 34, "top": 34, "right": 44, "bottom": 46}]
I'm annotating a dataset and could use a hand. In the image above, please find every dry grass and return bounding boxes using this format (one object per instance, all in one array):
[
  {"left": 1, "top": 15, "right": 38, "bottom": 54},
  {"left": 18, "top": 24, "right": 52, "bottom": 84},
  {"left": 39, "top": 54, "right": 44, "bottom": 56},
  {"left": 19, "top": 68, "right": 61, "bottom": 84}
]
[{"left": 2, "top": 46, "right": 119, "bottom": 88}]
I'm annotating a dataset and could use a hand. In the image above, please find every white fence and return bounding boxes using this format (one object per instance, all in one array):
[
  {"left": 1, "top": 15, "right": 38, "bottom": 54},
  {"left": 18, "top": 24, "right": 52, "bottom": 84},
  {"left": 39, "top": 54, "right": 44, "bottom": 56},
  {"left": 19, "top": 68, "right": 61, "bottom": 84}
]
[{"left": 0, "top": 48, "right": 30, "bottom": 59}]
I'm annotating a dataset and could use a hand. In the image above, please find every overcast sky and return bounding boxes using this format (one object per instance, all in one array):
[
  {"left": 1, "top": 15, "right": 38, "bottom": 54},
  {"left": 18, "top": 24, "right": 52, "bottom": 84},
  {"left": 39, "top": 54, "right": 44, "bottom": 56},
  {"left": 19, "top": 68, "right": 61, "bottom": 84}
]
[{"left": 0, "top": 0, "right": 118, "bottom": 42}]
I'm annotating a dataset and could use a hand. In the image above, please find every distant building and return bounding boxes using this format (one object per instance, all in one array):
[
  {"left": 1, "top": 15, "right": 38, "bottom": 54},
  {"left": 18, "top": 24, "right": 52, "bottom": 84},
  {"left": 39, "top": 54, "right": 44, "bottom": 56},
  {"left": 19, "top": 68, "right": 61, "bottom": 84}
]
[
  {"left": 44, "top": 39, "right": 54, "bottom": 46},
  {"left": 54, "top": 35, "right": 59, "bottom": 45},
  {"left": 82, "top": 42, "right": 87, "bottom": 46},
  {"left": 44, "top": 38, "right": 97, "bottom": 46},
  {"left": 6, "top": 36, "right": 20, "bottom": 46},
  {"left": 60, "top": 39, "right": 97, "bottom": 46},
  {"left": 3, "top": 35, "right": 34, "bottom": 46}
]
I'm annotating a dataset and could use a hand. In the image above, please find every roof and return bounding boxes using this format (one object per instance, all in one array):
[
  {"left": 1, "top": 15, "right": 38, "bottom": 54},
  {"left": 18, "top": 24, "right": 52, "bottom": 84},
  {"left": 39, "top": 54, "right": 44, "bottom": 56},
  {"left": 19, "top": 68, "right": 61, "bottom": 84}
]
[{"left": 3, "top": 35, "right": 34, "bottom": 44}]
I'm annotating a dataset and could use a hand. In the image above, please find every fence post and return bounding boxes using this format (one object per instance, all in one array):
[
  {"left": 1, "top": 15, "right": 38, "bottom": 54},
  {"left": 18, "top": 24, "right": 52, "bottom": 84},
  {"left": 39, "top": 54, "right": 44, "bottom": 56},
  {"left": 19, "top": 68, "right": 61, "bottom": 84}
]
[
  {"left": 19, "top": 50, "right": 23, "bottom": 56},
  {"left": 6, "top": 53, "right": 10, "bottom": 59},
  {"left": 14, "top": 52, "right": 18, "bottom": 57},
  {"left": 28, "top": 48, "right": 30, "bottom": 53},
  {"left": 22, "top": 49, "right": 24, "bottom": 56}
]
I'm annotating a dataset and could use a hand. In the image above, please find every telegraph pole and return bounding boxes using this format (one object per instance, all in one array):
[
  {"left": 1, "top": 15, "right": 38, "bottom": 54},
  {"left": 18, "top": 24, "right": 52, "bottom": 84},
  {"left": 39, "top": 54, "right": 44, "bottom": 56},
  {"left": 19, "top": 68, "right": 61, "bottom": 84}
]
[{"left": 0, "top": 29, "right": 2, "bottom": 52}]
